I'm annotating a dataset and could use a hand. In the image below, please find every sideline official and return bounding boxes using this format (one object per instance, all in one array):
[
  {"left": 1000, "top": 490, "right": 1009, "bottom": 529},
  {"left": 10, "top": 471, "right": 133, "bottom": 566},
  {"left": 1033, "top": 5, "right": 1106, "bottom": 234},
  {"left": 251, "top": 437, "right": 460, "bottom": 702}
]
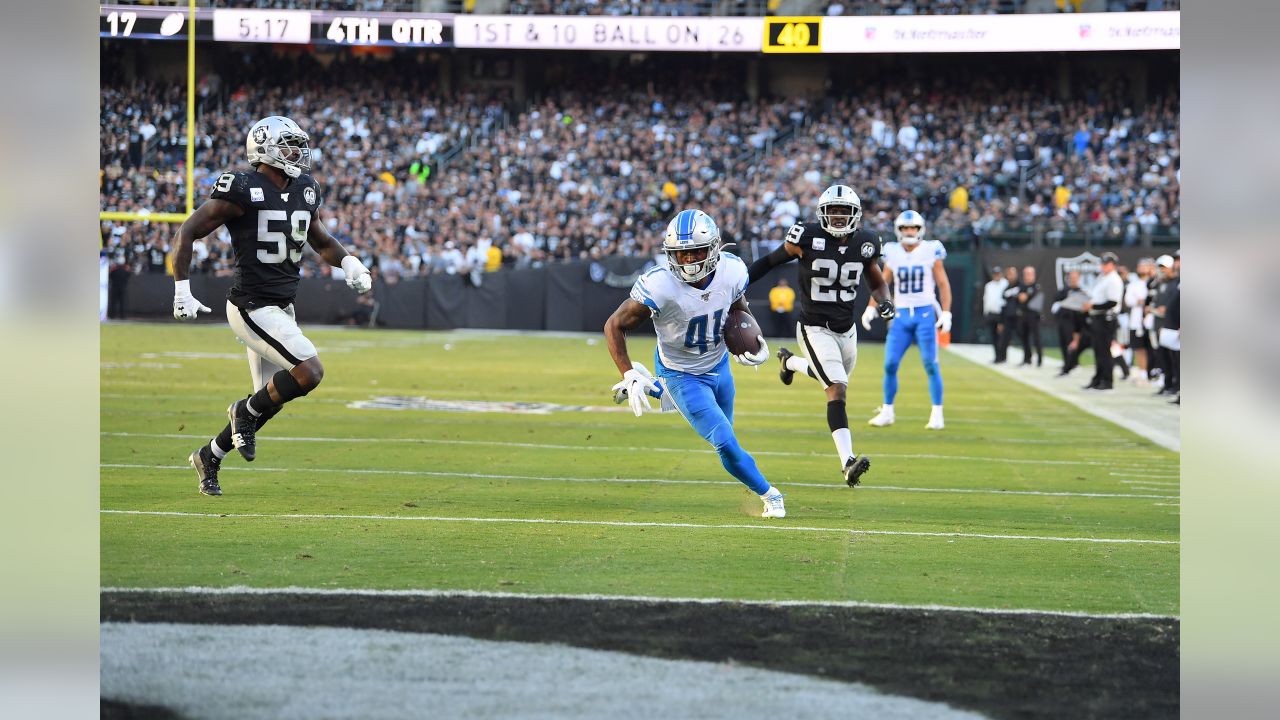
[{"left": 1083, "top": 252, "right": 1124, "bottom": 391}]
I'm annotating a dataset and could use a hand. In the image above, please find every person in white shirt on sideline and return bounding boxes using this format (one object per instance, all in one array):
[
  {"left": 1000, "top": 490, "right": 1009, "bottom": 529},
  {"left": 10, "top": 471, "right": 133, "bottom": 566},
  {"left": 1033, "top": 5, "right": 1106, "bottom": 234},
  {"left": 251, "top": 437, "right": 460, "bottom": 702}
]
[
  {"left": 1082, "top": 252, "right": 1125, "bottom": 391},
  {"left": 982, "top": 266, "right": 1007, "bottom": 363}
]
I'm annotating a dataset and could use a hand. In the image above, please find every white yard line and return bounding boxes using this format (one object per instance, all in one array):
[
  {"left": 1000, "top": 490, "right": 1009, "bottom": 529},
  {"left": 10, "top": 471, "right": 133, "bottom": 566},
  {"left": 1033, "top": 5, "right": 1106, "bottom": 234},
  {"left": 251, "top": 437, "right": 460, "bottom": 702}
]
[
  {"left": 99, "top": 585, "right": 1179, "bottom": 621},
  {"left": 100, "top": 509, "right": 1178, "bottom": 545},
  {"left": 99, "top": 431, "right": 1178, "bottom": 469},
  {"left": 1119, "top": 480, "right": 1180, "bottom": 487},
  {"left": 101, "top": 463, "right": 1178, "bottom": 500},
  {"left": 945, "top": 343, "right": 1180, "bottom": 452}
]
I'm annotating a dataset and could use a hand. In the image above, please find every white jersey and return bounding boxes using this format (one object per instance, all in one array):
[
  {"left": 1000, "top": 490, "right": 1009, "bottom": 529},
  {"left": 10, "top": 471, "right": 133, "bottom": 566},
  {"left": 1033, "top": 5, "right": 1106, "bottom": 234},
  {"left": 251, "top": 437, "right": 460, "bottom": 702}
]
[
  {"left": 630, "top": 253, "right": 748, "bottom": 375},
  {"left": 882, "top": 240, "right": 946, "bottom": 308}
]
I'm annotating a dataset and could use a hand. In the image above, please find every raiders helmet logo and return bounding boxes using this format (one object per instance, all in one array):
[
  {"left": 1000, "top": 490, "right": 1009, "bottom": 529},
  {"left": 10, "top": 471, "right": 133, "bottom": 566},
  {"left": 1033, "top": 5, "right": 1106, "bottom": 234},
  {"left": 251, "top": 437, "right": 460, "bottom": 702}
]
[
  {"left": 304, "top": 187, "right": 317, "bottom": 205},
  {"left": 252, "top": 126, "right": 269, "bottom": 145},
  {"left": 861, "top": 242, "right": 875, "bottom": 258}
]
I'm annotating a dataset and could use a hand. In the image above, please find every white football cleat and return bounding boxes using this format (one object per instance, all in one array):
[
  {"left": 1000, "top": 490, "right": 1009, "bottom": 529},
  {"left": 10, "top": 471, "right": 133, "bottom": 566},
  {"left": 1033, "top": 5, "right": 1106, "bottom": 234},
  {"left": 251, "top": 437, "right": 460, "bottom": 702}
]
[
  {"left": 761, "top": 490, "right": 786, "bottom": 518},
  {"left": 868, "top": 405, "right": 895, "bottom": 427},
  {"left": 926, "top": 408, "right": 945, "bottom": 430}
]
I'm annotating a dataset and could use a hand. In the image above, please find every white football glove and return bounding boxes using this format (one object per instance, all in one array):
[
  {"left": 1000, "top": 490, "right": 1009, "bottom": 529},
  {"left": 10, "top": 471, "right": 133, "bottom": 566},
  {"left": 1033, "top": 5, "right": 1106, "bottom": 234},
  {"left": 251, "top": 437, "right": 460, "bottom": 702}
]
[
  {"left": 734, "top": 336, "right": 770, "bottom": 367},
  {"left": 936, "top": 311, "right": 953, "bottom": 334},
  {"left": 611, "top": 362, "right": 661, "bottom": 417},
  {"left": 342, "top": 255, "right": 373, "bottom": 294},
  {"left": 172, "top": 279, "right": 211, "bottom": 320},
  {"left": 860, "top": 304, "right": 877, "bottom": 331}
]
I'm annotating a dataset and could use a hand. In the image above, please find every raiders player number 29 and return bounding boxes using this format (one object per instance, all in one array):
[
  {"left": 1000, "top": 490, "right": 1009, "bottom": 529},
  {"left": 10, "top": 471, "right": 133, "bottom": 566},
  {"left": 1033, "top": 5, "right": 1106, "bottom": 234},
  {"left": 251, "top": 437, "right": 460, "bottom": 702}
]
[
  {"left": 747, "top": 184, "right": 893, "bottom": 488},
  {"left": 170, "top": 115, "right": 373, "bottom": 497}
]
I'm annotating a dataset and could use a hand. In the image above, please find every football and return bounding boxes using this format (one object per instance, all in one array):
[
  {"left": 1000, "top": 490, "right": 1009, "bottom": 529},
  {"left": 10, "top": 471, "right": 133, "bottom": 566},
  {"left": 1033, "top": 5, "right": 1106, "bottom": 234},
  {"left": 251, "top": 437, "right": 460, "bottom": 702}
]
[{"left": 724, "top": 307, "right": 763, "bottom": 356}]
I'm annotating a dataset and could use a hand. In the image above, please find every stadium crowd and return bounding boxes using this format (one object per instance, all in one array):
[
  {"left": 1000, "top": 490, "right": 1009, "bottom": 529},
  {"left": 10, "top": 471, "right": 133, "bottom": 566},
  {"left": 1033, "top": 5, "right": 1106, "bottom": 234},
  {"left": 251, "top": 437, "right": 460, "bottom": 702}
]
[{"left": 101, "top": 47, "right": 1178, "bottom": 285}]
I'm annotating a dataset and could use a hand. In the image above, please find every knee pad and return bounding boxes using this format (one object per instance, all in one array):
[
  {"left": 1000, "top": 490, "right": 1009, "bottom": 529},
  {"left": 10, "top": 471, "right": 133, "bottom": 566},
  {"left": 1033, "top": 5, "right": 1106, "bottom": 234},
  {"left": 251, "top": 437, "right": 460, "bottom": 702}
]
[
  {"left": 272, "top": 369, "right": 310, "bottom": 401},
  {"left": 708, "top": 421, "right": 736, "bottom": 453}
]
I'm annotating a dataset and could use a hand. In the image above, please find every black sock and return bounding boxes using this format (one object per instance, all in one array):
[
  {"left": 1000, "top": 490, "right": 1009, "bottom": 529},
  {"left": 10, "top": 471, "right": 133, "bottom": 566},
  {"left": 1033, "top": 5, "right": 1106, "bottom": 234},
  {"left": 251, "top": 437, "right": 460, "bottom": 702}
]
[
  {"left": 255, "top": 404, "right": 282, "bottom": 430},
  {"left": 826, "top": 399, "right": 848, "bottom": 433},
  {"left": 213, "top": 423, "right": 233, "bottom": 454}
]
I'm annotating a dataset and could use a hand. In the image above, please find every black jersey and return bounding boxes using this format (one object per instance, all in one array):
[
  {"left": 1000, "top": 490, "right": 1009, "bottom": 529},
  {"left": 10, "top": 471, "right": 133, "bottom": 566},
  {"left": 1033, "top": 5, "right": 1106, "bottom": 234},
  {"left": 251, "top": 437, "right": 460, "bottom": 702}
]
[
  {"left": 210, "top": 169, "right": 323, "bottom": 309},
  {"left": 785, "top": 222, "right": 883, "bottom": 332}
]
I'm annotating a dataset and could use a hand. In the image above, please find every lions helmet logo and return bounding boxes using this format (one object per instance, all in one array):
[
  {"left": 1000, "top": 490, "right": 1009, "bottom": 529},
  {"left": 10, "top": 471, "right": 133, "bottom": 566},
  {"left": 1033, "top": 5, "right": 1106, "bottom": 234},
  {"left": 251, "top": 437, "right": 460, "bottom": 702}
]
[
  {"left": 304, "top": 187, "right": 317, "bottom": 205},
  {"left": 861, "top": 242, "right": 875, "bottom": 258},
  {"left": 252, "top": 126, "right": 269, "bottom": 146}
]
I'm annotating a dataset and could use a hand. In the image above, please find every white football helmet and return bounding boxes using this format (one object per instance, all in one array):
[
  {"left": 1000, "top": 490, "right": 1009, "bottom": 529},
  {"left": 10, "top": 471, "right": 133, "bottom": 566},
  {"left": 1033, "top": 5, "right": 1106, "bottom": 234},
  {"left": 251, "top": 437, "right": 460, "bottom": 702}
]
[
  {"left": 246, "top": 116, "right": 311, "bottom": 179},
  {"left": 817, "top": 184, "right": 862, "bottom": 237},
  {"left": 894, "top": 210, "right": 926, "bottom": 245},
  {"left": 663, "top": 209, "right": 721, "bottom": 284}
]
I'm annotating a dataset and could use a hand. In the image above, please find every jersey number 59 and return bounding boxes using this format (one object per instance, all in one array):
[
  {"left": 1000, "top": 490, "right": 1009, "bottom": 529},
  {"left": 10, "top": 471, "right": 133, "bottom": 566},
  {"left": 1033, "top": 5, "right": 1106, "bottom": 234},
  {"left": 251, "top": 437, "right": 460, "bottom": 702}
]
[
  {"left": 810, "top": 259, "right": 862, "bottom": 303},
  {"left": 257, "top": 210, "right": 309, "bottom": 264}
]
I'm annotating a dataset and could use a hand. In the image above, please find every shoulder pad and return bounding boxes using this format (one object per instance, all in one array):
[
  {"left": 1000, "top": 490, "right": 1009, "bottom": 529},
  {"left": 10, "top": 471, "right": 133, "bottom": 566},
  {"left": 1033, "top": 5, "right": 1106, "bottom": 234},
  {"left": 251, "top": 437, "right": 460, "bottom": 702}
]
[{"left": 210, "top": 171, "right": 254, "bottom": 207}]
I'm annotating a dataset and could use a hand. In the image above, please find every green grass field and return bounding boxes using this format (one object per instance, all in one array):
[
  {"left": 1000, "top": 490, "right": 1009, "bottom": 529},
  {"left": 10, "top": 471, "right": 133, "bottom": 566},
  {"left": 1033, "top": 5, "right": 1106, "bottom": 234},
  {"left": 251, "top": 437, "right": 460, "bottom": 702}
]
[{"left": 100, "top": 323, "right": 1179, "bottom": 616}]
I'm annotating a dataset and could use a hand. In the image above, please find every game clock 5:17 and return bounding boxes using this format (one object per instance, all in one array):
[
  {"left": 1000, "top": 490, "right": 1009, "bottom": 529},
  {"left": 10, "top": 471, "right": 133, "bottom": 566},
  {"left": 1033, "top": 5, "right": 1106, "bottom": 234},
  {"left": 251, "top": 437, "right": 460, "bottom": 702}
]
[{"left": 212, "top": 9, "right": 312, "bottom": 44}]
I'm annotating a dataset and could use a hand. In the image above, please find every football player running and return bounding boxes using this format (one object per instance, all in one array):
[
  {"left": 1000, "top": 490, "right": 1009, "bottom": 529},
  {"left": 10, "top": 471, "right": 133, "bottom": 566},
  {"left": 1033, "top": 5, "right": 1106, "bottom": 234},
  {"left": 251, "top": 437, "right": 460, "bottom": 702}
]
[
  {"left": 864, "top": 210, "right": 953, "bottom": 430},
  {"left": 747, "top": 185, "right": 893, "bottom": 487},
  {"left": 604, "top": 209, "right": 785, "bottom": 518},
  {"left": 170, "top": 116, "right": 373, "bottom": 496}
]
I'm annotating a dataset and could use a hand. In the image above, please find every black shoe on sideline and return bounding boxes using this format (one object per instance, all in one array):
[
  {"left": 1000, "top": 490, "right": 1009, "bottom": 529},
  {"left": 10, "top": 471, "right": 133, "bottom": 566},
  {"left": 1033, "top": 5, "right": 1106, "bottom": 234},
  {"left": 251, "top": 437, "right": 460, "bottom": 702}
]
[{"left": 189, "top": 445, "right": 223, "bottom": 497}]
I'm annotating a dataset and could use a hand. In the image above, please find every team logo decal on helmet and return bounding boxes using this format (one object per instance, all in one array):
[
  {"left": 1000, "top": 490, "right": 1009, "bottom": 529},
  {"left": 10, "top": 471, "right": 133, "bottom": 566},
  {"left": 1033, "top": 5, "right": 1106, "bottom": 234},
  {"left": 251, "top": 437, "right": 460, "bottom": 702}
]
[{"left": 894, "top": 210, "right": 927, "bottom": 245}]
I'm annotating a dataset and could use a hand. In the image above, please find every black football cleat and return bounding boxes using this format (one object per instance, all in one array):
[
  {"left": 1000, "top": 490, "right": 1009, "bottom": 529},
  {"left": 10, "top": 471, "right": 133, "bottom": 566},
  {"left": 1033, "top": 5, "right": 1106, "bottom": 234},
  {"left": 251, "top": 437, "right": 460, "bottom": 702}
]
[
  {"left": 189, "top": 445, "right": 223, "bottom": 497},
  {"left": 777, "top": 347, "right": 796, "bottom": 385},
  {"left": 228, "top": 398, "right": 257, "bottom": 462},
  {"left": 843, "top": 454, "right": 871, "bottom": 488}
]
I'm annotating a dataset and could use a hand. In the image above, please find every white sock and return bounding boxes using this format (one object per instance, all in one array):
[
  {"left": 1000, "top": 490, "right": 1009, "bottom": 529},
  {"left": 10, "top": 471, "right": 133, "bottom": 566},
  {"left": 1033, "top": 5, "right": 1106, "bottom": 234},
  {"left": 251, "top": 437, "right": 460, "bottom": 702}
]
[
  {"left": 931, "top": 405, "right": 943, "bottom": 415},
  {"left": 881, "top": 404, "right": 895, "bottom": 415},
  {"left": 761, "top": 486, "right": 782, "bottom": 498},
  {"left": 210, "top": 439, "right": 229, "bottom": 460},
  {"left": 785, "top": 355, "right": 810, "bottom": 375},
  {"left": 832, "top": 427, "right": 853, "bottom": 465}
]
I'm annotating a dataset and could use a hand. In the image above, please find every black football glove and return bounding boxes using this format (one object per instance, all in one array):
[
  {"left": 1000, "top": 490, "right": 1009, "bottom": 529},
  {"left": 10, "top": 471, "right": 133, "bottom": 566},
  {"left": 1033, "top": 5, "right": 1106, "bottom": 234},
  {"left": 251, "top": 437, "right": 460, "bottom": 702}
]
[{"left": 876, "top": 298, "right": 896, "bottom": 320}]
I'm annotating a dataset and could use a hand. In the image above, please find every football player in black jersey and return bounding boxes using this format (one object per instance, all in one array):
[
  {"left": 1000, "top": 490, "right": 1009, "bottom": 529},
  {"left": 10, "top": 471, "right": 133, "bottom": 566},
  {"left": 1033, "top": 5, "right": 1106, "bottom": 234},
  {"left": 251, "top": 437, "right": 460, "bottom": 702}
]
[
  {"left": 747, "top": 184, "right": 893, "bottom": 487},
  {"left": 170, "top": 116, "right": 373, "bottom": 496}
]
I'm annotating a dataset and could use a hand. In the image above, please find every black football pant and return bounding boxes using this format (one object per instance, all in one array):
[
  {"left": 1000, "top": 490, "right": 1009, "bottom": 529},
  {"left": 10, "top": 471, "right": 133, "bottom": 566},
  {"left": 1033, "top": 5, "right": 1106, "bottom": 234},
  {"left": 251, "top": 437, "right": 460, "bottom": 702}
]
[
  {"left": 1090, "top": 316, "right": 1117, "bottom": 388},
  {"left": 1018, "top": 314, "right": 1043, "bottom": 365}
]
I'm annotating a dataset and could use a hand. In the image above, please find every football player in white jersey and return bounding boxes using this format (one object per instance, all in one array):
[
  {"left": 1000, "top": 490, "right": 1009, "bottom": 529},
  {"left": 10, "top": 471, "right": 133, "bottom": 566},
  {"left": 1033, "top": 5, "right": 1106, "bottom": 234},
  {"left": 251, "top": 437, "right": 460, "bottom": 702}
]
[
  {"left": 604, "top": 209, "right": 785, "bottom": 518},
  {"left": 864, "top": 210, "right": 953, "bottom": 430}
]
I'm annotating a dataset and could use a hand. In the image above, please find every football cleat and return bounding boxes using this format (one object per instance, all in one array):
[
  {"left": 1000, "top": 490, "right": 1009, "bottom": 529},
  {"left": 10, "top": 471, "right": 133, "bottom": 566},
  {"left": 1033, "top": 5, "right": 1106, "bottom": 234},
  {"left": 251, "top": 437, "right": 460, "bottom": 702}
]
[
  {"left": 926, "top": 409, "right": 945, "bottom": 430},
  {"left": 189, "top": 445, "right": 223, "bottom": 497},
  {"left": 228, "top": 398, "right": 257, "bottom": 462},
  {"left": 777, "top": 347, "right": 796, "bottom": 385},
  {"left": 843, "top": 455, "right": 871, "bottom": 487},
  {"left": 761, "top": 490, "right": 786, "bottom": 518},
  {"left": 868, "top": 405, "right": 895, "bottom": 427}
]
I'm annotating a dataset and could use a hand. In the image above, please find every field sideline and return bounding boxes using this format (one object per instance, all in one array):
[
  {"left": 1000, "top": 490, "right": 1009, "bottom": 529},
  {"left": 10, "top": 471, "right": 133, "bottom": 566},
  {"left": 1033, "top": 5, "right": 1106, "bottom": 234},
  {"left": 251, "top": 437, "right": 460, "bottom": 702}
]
[{"left": 100, "top": 322, "right": 1179, "bottom": 616}]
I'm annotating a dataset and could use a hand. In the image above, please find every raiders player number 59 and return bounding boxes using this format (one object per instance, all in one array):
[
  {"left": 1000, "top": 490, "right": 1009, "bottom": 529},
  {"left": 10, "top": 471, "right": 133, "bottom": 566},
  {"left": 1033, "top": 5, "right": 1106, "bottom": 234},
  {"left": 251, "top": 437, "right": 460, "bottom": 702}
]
[
  {"left": 169, "top": 115, "right": 373, "bottom": 497},
  {"left": 747, "top": 184, "right": 893, "bottom": 487}
]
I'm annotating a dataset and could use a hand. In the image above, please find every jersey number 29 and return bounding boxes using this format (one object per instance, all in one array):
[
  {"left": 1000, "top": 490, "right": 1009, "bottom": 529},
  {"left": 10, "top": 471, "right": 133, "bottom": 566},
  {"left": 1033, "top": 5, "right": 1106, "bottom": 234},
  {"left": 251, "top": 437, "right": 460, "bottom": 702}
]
[
  {"left": 257, "top": 210, "right": 309, "bottom": 264},
  {"left": 810, "top": 259, "right": 862, "bottom": 303}
]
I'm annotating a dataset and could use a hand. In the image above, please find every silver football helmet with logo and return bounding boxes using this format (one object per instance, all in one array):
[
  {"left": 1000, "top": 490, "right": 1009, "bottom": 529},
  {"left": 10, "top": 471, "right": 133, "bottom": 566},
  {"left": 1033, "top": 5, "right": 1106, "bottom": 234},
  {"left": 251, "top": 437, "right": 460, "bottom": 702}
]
[
  {"left": 663, "top": 209, "right": 721, "bottom": 284},
  {"left": 893, "top": 210, "right": 926, "bottom": 245},
  {"left": 246, "top": 116, "right": 311, "bottom": 179},
  {"left": 817, "top": 184, "right": 862, "bottom": 237}
]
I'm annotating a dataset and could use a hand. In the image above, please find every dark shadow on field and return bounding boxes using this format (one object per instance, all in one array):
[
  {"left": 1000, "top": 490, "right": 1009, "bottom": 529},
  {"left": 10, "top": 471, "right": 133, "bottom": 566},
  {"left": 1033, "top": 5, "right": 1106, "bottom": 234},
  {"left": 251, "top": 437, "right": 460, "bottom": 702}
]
[
  {"left": 102, "top": 591, "right": 1177, "bottom": 720},
  {"left": 101, "top": 698, "right": 187, "bottom": 719}
]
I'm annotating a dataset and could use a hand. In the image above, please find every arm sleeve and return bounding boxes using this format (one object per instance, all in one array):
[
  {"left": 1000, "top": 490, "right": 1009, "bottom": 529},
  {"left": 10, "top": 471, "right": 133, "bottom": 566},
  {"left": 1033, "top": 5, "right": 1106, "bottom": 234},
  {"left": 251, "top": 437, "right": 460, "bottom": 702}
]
[{"left": 747, "top": 244, "right": 795, "bottom": 285}]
